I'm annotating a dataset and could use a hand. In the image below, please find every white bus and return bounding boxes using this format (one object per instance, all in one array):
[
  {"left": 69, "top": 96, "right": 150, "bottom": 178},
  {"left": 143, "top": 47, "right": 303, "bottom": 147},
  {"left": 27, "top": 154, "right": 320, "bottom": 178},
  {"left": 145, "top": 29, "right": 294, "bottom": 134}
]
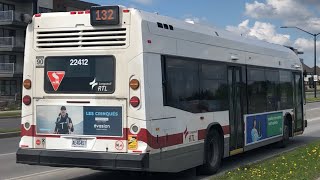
[{"left": 16, "top": 5, "right": 307, "bottom": 174}]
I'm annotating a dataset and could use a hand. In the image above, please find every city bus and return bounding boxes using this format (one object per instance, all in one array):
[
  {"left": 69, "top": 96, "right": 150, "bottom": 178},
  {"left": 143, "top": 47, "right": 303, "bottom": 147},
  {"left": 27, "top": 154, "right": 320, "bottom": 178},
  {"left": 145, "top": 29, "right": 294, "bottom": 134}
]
[{"left": 16, "top": 5, "right": 307, "bottom": 174}]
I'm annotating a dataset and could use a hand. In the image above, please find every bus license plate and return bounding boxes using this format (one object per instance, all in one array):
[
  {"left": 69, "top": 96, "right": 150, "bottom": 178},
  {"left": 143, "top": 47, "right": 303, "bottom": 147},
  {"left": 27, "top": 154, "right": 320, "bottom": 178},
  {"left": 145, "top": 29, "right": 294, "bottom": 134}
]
[{"left": 72, "top": 139, "right": 87, "bottom": 148}]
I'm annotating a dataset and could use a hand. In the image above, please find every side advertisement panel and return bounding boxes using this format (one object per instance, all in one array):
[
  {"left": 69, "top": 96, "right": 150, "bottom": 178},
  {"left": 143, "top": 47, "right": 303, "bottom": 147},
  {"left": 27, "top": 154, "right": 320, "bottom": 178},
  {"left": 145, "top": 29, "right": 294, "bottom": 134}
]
[
  {"left": 245, "top": 111, "right": 283, "bottom": 146},
  {"left": 36, "top": 105, "right": 122, "bottom": 136}
]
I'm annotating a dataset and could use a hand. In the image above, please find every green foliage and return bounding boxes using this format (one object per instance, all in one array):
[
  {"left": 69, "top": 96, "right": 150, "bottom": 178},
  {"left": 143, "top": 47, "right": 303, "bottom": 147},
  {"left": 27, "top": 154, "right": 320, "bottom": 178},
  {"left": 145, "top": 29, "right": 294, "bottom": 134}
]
[
  {"left": 0, "top": 128, "right": 20, "bottom": 133},
  {"left": 307, "top": 97, "right": 320, "bottom": 103},
  {"left": 0, "top": 110, "right": 21, "bottom": 118},
  {"left": 212, "top": 140, "right": 320, "bottom": 180}
]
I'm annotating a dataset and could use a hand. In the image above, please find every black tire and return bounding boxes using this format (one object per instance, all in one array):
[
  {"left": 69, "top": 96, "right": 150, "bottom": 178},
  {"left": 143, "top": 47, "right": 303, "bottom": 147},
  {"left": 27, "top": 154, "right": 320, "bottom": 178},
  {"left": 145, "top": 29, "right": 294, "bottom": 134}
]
[
  {"left": 277, "top": 124, "right": 289, "bottom": 148},
  {"left": 198, "top": 130, "right": 223, "bottom": 175}
]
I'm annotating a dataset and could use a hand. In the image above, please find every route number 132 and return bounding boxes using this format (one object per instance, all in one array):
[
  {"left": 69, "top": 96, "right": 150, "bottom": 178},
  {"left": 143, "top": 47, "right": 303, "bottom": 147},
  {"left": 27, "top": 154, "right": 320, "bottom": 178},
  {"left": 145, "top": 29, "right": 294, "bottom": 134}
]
[{"left": 95, "top": 9, "right": 114, "bottom": 21}]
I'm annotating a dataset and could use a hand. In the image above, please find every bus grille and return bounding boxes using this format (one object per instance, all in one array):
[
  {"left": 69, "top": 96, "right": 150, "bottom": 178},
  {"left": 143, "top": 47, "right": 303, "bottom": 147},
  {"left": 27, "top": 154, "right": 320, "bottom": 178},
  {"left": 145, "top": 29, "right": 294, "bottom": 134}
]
[{"left": 35, "top": 28, "right": 127, "bottom": 49}]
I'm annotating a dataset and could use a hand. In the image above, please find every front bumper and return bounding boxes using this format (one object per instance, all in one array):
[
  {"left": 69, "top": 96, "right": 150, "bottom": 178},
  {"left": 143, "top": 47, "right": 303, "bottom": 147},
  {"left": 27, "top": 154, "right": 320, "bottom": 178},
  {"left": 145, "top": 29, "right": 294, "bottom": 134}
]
[{"left": 16, "top": 148, "right": 149, "bottom": 171}]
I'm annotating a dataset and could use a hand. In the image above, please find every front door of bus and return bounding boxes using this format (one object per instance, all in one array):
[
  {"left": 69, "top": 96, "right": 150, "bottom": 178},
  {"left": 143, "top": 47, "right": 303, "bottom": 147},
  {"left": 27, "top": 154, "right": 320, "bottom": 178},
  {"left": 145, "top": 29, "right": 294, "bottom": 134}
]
[
  {"left": 293, "top": 72, "right": 304, "bottom": 133},
  {"left": 228, "top": 66, "right": 244, "bottom": 154}
]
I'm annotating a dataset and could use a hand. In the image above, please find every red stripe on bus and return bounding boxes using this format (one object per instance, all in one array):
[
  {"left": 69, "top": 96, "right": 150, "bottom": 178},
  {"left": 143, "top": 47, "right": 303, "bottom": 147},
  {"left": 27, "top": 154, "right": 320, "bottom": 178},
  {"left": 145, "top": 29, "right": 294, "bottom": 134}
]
[
  {"left": 198, "top": 125, "right": 230, "bottom": 140},
  {"left": 222, "top": 125, "right": 230, "bottom": 135},
  {"left": 20, "top": 124, "right": 35, "bottom": 137},
  {"left": 21, "top": 125, "right": 230, "bottom": 149},
  {"left": 198, "top": 129, "right": 207, "bottom": 140},
  {"left": 131, "top": 128, "right": 184, "bottom": 149}
]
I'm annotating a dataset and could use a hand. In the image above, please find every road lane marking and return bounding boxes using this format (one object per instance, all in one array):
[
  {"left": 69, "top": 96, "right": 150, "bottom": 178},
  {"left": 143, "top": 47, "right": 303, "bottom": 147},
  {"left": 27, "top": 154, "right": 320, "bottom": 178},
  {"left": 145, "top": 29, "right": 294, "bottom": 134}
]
[
  {"left": 307, "top": 117, "right": 320, "bottom": 122},
  {"left": 4, "top": 168, "right": 67, "bottom": 180},
  {"left": 306, "top": 107, "right": 320, "bottom": 112},
  {"left": 0, "top": 152, "right": 15, "bottom": 157}
]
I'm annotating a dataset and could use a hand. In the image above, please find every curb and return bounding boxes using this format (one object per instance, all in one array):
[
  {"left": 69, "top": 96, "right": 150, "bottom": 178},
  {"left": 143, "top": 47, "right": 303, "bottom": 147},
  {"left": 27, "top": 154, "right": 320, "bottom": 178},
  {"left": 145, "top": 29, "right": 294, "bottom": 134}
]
[
  {"left": 0, "top": 131, "right": 20, "bottom": 139},
  {"left": 0, "top": 116, "right": 21, "bottom": 120},
  {"left": 307, "top": 101, "right": 320, "bottom": 103}
]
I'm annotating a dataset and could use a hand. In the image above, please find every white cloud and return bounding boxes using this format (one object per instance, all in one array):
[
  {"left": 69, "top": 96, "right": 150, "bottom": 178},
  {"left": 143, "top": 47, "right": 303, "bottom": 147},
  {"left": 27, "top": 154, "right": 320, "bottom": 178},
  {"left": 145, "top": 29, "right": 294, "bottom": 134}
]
[
  {"left": 184, "top": 16, "right": 207, "bottom": 24},
  {"left": 296, "top": 0, "right": 320, "bottom": 9},
  {"left": 226, "top": 19, "right": 250, "bottom": 36},
  {"left": 185, "top": 17, "right": 200, "bottom": 24},
  {"left": 245, "top": 0, "right": 311, "bottom": 20},
  {"left": 294, "top": 38, "right": 320, "bottom": 52},
  {"left": 285, "top": 17, "right": 320, "bottom": 32},
  {"left": 245, "top": 0, "right": 320, "bottom": 32},
  {"left": 131, "top": 0, "right": 152, "bottom": 5},
  {"left": 245, "top": 1, "right": 275, "bottom": 19},
  {"left": 226, "top": 19, "right": 291, "bottom": 45}
]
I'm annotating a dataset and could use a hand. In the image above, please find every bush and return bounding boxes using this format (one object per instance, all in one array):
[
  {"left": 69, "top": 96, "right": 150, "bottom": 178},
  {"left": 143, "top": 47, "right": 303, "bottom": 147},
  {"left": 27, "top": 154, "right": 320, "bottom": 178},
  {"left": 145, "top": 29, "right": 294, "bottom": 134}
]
[{"left": 2, "top": 101, "right": 21, "bottom": 111}]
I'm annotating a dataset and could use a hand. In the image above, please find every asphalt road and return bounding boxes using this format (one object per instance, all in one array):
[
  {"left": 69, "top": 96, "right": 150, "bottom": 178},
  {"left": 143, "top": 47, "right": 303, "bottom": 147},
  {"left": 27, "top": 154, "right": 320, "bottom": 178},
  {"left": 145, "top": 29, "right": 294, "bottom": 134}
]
[
  {"left": 0, "top": 118, "right": 20, "bottom": 129},
  {"left": 1, "top": 102, "right": 320, "bottom": 180}
]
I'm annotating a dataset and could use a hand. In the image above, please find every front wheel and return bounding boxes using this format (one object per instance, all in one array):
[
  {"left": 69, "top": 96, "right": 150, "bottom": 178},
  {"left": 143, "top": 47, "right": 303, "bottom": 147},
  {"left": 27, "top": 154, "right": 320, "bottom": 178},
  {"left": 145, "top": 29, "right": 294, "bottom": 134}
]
[
  {"left": 198, "top": 130, "right": 223, "bottom": 175},
  {"left": 277, "top": 124, "right": 289, "bottom": 148}
]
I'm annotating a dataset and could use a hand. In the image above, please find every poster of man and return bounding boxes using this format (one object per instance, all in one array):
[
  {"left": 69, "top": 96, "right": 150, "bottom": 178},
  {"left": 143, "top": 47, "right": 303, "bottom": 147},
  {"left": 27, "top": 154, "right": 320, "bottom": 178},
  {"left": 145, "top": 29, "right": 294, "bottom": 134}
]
[
  {"left": 36, "top": 105, "right": 84, "bottom": 135},
  {"left": 36, "top": 105, "right": 122, "bottom": 136},
  {"left": 54, "top": 106, "right": 74, "bottom": 134}
]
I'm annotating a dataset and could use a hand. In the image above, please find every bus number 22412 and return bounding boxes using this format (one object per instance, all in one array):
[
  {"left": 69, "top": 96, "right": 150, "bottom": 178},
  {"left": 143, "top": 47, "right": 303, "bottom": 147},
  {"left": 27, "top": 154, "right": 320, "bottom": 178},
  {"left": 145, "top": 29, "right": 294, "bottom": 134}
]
[{"left": 70, "top": 59, "right": 89, "bottom": 66}]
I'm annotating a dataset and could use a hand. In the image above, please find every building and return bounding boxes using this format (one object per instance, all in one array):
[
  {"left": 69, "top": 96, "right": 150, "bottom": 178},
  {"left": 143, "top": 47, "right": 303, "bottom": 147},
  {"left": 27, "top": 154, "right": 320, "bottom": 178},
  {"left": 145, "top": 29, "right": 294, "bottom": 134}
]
[
  {"left": 302, "top": 62, "right": 320, "bottom": 89},
  {"left": 0, "top": 0, "right": 98, "bottom": 104},
  {"left": 0, "top": 0, "right": 36, "bottom": 104},
  {"left": 52, "top": 0, "right": 98, "bottom": 12}
]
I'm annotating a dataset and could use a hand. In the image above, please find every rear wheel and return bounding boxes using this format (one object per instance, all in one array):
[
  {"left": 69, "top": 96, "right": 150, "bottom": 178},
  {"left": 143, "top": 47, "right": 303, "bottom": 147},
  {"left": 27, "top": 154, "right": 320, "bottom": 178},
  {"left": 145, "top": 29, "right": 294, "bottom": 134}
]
[{"left": 198, "top": 130, "right": 223, "bottom": 175}]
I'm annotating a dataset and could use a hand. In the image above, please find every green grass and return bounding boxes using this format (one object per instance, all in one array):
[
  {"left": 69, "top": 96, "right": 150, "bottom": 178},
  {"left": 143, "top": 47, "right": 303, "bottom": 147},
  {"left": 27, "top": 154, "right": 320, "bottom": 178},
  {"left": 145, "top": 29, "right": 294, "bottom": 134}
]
[
  {"left": 0, "top": 110, "right": 21, "bottom": 118},
  {"left": 306, "top": 97, "right": 320, "bottom": 103},
  {"left": 212, "top": 140, "right": 320, "bottom": 180},
  {"left": 0, "top": 128, "right": 20, "bottom": 133}
]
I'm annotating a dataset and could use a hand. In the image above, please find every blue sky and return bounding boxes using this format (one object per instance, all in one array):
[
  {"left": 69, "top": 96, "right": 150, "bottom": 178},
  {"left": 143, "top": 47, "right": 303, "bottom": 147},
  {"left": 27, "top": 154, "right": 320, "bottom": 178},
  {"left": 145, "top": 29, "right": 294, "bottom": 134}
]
[{"left": 88, "top": 0, "right": 320, "bottom": 67}]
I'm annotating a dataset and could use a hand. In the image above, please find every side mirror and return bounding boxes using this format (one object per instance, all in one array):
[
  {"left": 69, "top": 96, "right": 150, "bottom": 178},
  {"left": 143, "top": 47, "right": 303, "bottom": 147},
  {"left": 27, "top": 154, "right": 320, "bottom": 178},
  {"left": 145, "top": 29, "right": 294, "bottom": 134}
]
[{"left": 21, "top": 13, "right": 32, "bottom": 24}]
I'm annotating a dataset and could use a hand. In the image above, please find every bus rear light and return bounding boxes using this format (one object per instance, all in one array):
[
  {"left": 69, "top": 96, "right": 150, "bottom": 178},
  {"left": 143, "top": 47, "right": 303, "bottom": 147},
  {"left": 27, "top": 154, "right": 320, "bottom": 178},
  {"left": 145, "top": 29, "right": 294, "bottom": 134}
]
[
  {"left": 23, "top": 95, "right": 31, "bottom": 105},
  {"left": 85, "top": 10, "right": 90, "bottom": 14},
  {"left": 23, "top": 79, "right": 31, "bottom": 89},
  {"left": 34, "top": 13, "right": 41, "bottom": 17},
  {"left": 77, "top": 11, "right": 84, "bottom": 14},
  {"left": 70, "top": 11, "right": 77, "bottom": 15},
  {"left": 130, "top": 96, "right": 140, "bottom": 107},
  {"left": 123, "top": 9, "right": 130, "bottom": 13},
  {"left": 24, "top": 122, "right": 30, "bottom": 129},
  {"left": 130, "top": 124, "right": 140, "bottom": 134},
  {"left": 129, "top": 79, "right": 140, "bottom": 90}
]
